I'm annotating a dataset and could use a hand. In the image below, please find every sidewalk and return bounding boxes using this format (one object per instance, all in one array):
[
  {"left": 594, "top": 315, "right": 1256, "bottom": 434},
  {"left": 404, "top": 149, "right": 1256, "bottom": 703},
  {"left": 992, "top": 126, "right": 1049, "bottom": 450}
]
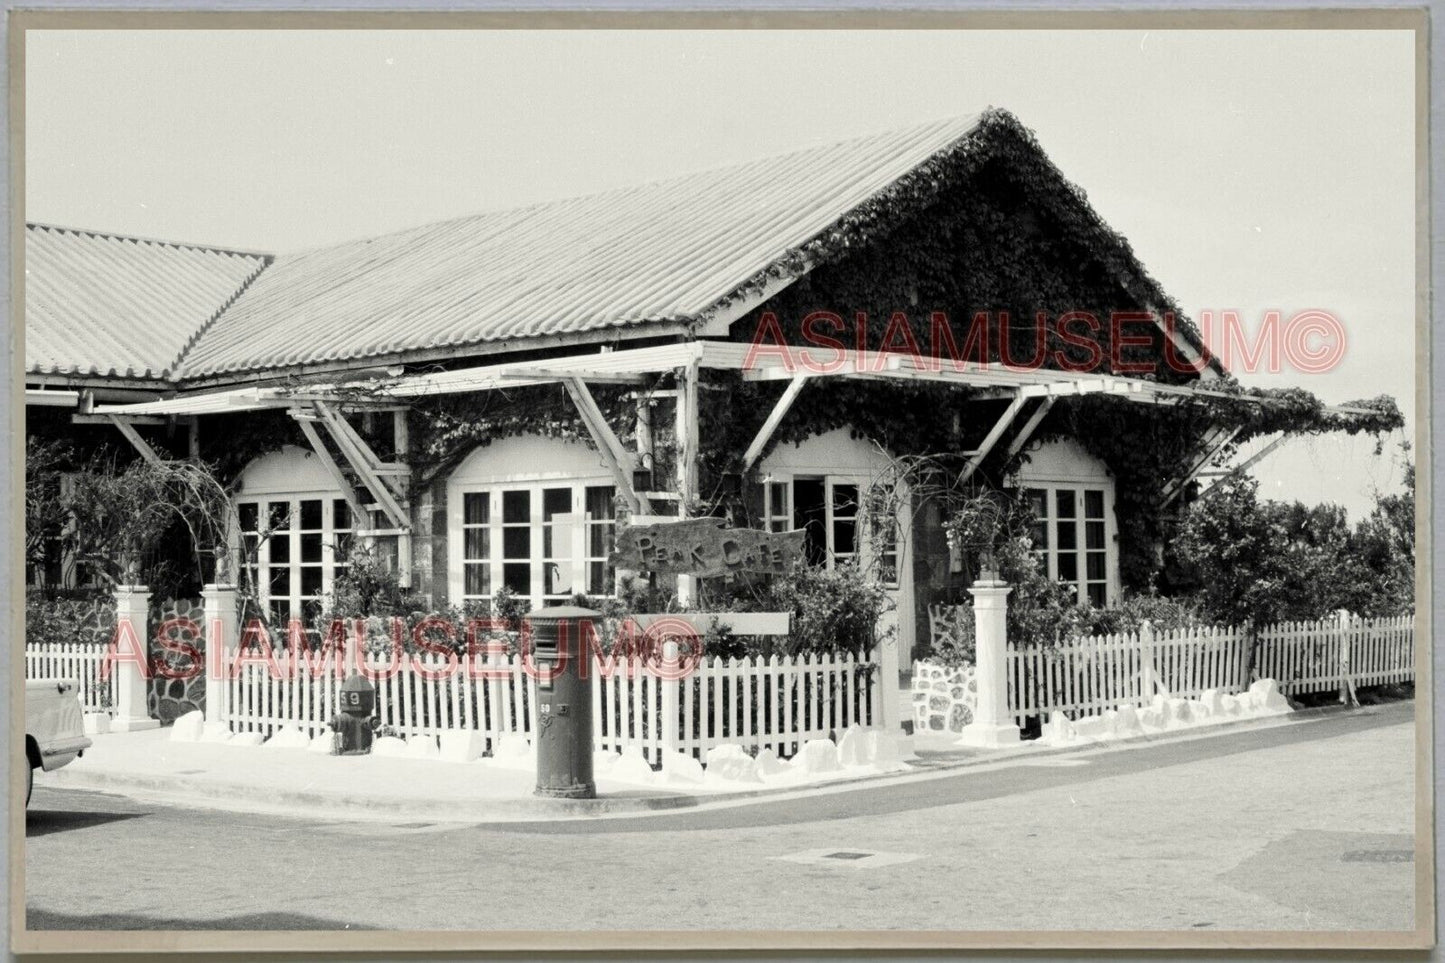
[{"left": 43, "top": 726, "right": 932, "bottom": 823}]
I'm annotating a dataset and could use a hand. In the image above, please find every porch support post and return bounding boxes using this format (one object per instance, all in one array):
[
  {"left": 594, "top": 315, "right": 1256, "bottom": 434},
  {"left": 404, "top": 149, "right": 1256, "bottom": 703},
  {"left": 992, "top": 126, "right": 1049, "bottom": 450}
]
[
  {"left": 201, "top": 583, "right": 239, "bottom": 737},
  {"left": 674, "top": 358, "right": 700, "bottom": 606},
  {"left": 1004, "top": 396, "right": 1058, "bottom": 460},
  {"left": 958, "top": 391, "right": 1026, "bottom": 485},
  {"left": 560, "top": 377, "right": 643, "bottom": 514},
  {"left": 108, "top": 416, "right": 164, "bottom": 467},
  {"left": 110, "top": 585, "right": 159, "bottom": 732},
  {"left": 740, "top": 373, "right": 808, "bottom": 474},
  {"left": 955, "top": 577, "right": 1019, "bottom": 748}
]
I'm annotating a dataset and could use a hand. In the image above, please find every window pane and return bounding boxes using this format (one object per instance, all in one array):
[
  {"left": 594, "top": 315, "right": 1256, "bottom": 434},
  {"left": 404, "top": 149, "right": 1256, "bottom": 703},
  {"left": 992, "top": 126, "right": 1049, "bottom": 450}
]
[
  {"left": 880, "top": 555, "right": 897, "bottom": 584},
  {"left": 300, "top": 566, "right": 322, "bottom": 596},
  {"left": 464, "top": 528, "right": 489, "bottom": 561},
  {"left": 503, "top": 527, "right": 530, "bottom": 560},
  {"left": 585, "top": 486, "right": 615, "bottom": 521},
  {"left": 1058, "top": 553, "right": 1078, "bottom": 582},
  {"left": 269, "top": 566, "right": 290, "bottom": 595},
  {"left": 502, "top": 490, "right": 529, "bottom": 524},
  {"left": 502, "top": 562, "right": 530, "bottom": 594},
  {"left": 542, "top": 487, "right": 571, "bottom": 520},
  {"left": 1031, "top": 521, "right": 1049, "bottom": 550},
  {"left": 464, "top": 563, "right": 490, "bottom": 597},
  {"left": 1026, "top": 489, "right": 1047, "bottom": 519},
  {"left": 268, "top": 501, "right": 291, "bottom": 530},
  {"left": 238, "top": 502, "right": 259, "bottom": 532},
  {"left": 1056, "top": 520, "right": 1077, "bottom": 551},
  {"left": 588, "top": 523, "right": 613, "bottom": 559},
  {"left": 302, "top": 598, "right": 323, "bottom": 623},
  {"left": 1087, "top": 551, "right": 1107, "bottom": 581},
  {"left": 270, "top": 534, "right": 291, "bottom": 564},
  {"left": 1055, "top": 490, "right": 1076, "bottom": 519},
  {"left": 268, "top": 600, "right": 289, "bottom": 625},
  {"left": 464, "top": 492, "right": 489, "bottom": 526},
  {"left": 301, "top": 533, "right": 322, "bottom": 563},
  {"left": 833, "top": 519, "right": 856, "bottom": 556},
  {"left": 333, "top": 499, "right": 351, "bottom": 531},
  {"left": 334, "top": 532, "right": 353, "bottom": 560},
  {"left": 1086, "top": 521, "right": 1106, "bottom": 550},
  {"left": 1084, "top": 489, "right": 1104, "bottom": 518},
  {"left": 769, "top": 482, "right": 789, "bottom": 515},
  {"left": 545, "top": 561, "right": 573, "bottom": 596},
  {"left": 1087, "top": 583, "right": 1107, "bottom": 607},
  {"left": 832, "top": 483, "right": 858, "bottom": 518},
  {"left": 300, "top": 499, "right": 322, "bottom": 530}
]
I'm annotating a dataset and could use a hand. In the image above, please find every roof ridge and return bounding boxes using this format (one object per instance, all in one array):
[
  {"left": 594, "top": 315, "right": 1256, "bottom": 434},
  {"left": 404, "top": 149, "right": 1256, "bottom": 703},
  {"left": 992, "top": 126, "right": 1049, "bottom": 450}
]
[
  {"left": 275, "top": 111, "right": 986, "bottom": 257},
  {"left": 25, "top": 222, "right": 273, "bottom": 260},
  {"left": 165, "top": 253, "right": 275, "bottom": 378}
]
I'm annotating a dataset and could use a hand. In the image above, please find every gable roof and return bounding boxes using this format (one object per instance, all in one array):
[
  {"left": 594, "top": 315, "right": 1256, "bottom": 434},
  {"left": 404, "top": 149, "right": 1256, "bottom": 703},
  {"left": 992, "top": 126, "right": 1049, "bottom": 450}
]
[
  {"left": 177, "top": 113, "right": 988, "bottom": 379},
  {"left": 24, "top": 224, "right": 269, "bottom": 380},
  {"left": 25, "top": 109, "right": 1220, "bottom": 385}
]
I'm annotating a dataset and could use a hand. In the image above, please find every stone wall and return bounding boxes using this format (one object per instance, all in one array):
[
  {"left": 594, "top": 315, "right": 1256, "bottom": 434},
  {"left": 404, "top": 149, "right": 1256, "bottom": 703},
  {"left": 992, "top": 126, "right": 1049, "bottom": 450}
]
[
  {"left": 911, "top": 660, "right": 979, "bottom": 734},
  {"left": 148, "top": 598, "right": 206, "bottom": 724}
]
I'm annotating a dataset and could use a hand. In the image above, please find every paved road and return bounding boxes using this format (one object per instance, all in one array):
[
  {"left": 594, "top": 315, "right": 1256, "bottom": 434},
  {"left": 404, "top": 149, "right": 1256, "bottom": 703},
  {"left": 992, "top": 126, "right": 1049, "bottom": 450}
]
[{"left": 24, "top": 703, "right": 1417, "bottom": 933}]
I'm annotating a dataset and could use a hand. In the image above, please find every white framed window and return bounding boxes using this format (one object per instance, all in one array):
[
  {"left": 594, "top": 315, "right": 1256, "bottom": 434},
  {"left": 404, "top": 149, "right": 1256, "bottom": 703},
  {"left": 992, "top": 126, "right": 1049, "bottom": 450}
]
[
  {"left": 236, "top": 496, "right": 353, "bottom": 623},
  {"left": 763, "top": 475, "right": 897, "bottom": 588},
  {"left": 446, "top": 435, "right": 622, "bottom": 612},
  {"left": 455, "top": 483, "right": 616, "bottom": 610},
  {"left": 1023, "top": 485, "right": 1111, "bottom": 607}
]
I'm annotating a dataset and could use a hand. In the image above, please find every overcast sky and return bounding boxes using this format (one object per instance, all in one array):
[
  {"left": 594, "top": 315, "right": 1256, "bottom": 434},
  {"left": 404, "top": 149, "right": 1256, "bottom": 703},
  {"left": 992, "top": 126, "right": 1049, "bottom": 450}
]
[{"left": 24, "top": 28, "right": 1417, "bottom": 518}]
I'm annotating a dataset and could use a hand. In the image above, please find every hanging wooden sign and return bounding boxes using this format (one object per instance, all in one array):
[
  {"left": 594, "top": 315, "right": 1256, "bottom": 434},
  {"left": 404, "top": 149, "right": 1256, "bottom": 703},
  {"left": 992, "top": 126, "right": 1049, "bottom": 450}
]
[{"left": 612, "top": 516, "right": 805, "bottom": 578}]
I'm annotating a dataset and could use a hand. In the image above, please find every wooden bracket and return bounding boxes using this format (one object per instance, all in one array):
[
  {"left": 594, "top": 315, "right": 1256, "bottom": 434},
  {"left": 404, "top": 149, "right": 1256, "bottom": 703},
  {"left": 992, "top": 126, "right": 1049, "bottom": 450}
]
[
  {"left": 560, "top": 377, "right": 643, "bottom": 514},
  {"left": 958, "top": 391, "right": 1026, "bottom": 485},
  {"left": 740, "top": 373, "right": 809, "bottom": 474}
]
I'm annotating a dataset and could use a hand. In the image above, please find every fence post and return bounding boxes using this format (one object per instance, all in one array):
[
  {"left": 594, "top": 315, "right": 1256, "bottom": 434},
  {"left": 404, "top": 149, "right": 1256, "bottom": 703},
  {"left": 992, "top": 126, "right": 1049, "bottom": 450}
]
[
  {"left": 659, "top": 638, "right": 681, "bottom": 767},
  {"left": 1139, "top": 619, "right": 1157, "bottom": 701},
  {"left": 110, "top": 585, "right": 159, "bottom": 732},
  {"left": 201, "top": 583, "right": 239, "bottom": 732},
  {"left": 956, "top": 576, "right": 1018, "bottom": 748},
  {"left": 1337, "top": 608, "right": 1357, "bottom": 706}
]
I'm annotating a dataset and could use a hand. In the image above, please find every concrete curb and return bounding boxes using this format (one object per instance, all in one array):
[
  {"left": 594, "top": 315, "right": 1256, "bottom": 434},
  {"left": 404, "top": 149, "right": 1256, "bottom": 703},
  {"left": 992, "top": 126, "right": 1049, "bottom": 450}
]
[{"left": 44, "top": 700, "right": 1405, "bottom": 823}]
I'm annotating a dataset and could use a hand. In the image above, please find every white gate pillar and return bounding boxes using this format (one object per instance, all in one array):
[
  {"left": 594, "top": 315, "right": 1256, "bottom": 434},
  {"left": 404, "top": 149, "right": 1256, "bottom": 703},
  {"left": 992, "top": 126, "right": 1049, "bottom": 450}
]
[
  {"left": 110, "top": 585, "right": 159, "bottom": 732},
  {"left": 955, "top": 577, "right": 1019, "bottom": 748},
  {"left": 202, "top": 583, "right": 239, "bottom": 733}
]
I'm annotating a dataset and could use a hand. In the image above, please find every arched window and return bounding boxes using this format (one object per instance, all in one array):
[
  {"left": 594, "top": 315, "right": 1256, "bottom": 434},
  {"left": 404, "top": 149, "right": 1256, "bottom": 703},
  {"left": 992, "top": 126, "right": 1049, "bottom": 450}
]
[
  {"left": 233, "top": 446, "right": 350, "bottom": 623},
  {"left": 446, "top": 435, "right": 618, "bottom": 611},
  {"left": 1013, "top": 439, "right": 1119, "bottom": 607}
]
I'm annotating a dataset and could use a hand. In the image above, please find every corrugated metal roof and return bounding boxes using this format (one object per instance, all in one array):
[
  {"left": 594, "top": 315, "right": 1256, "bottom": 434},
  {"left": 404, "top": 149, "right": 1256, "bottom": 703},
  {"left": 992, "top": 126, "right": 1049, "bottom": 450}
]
[
  {"left": 178, "top": 114, "right": 984, "bottom": 379},
  {"left": 25, "top": 224, "right": 270, "bottom": 380}
]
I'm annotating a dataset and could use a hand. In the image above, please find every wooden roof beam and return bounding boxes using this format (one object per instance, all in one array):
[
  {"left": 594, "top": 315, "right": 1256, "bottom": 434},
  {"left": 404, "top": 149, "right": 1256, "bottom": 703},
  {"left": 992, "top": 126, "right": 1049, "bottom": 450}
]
[{"left": 740, "top": 373, "right": 810, "bottom": 474}]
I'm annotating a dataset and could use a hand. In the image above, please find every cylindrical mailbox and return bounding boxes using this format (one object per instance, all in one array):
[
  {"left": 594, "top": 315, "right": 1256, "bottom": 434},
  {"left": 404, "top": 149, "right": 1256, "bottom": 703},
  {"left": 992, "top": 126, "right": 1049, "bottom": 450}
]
[{"left": 529, "top": 606, "right": 598, "bottom": 799}]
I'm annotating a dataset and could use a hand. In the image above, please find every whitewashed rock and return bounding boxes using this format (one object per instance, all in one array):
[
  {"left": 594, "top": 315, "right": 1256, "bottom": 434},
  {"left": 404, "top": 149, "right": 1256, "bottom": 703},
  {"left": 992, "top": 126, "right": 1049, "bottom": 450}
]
[
  {"left": 307, "top": 733, "right": 335, "bottom": 754},
  {"left": 489, "top": 736, "right": 535, "bottom": 770},
  {"left": 866, "top": 730, "right": 915, "bottom": 766},
  {"left": 199, "top": 721, "right": 235, "bottom": 744},
  {"left": 229, "top": 731, "right": 264, "bottom": 747},
  {"left": 1072, "top": 714, "right": 1110, "bottom": 739},
  {"left": 753, "top": 747, "right": 786, "bottom": 776},
  {"left": 1248, "top": 678, "right": 1292, "bottom": 714},
  {"left": 83, "top": 712, "right": 111, "bottom": 736},
  {"left": 794, "top": 739, "right": 842, "bottom": 775},
  {"left": 168, "top": 710, "right": 205, "bottom": 743},
  {"left": 704, "top": 744, "right": 762, "bottom": 783},
  {"left": 1167, "top": 698, "right": 1191, "bottom": 725},
  {"left": 438, "top": 729, "right": 485, "bottom": 763},
  {"left": 661, "top": 751, "right": 705, "bottom": 785},
  {"left": 609, "top": 746, "right": 655, "bottom": 784},
  {"left": 1201, "top": 689, "right": 1226, "bottom": 716},
  {"left": 263, "top": 725, "right": 310, "bottom": 750},
  {"left": 405, "top": 735, "right": 440, "bottom": 760},
  {"left": 1187, "top": 698, "right": 1213, "bottom": 720},
  {"left": 592, "top": 750, "right": 620, "bottom": 771},
  {"left": 836, "top": 727, "right": 868, "bottom": 767},
  {"left": 1112, "top": 705, "right": 1141, "bottom": 736},
  {"left": 372, "top": 736, "right": 408, "bottom": 757},
  {"left": 1043, "top": 710, "right": 1076, "bottom": 744},
  {"left": 1220, "top": 694, "right": 1243, "bottom": 716}
]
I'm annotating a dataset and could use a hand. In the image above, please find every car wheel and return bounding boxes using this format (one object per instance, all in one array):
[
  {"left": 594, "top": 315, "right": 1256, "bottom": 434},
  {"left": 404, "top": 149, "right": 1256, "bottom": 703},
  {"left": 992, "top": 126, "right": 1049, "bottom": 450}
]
[{"left": 26, "top": 764, "right": 33, "bottom": 807}]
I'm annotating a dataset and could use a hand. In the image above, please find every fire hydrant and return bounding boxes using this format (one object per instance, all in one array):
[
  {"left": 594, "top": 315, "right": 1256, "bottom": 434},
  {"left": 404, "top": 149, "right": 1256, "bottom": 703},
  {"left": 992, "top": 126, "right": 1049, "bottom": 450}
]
[{"left": 331, "top": 673, "right": 379, "bottom": 755}]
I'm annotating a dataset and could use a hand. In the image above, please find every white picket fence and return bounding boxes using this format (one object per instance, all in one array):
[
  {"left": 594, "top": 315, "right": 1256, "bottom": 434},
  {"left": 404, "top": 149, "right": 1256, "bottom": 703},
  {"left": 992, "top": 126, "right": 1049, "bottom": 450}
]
[
  {"left": 224, "top": 648, "right": 879, "bottom": 761},
  {"left": 1007, "top": 613, "right": 1414, "bottom": 723},
  {"left": 24, "top": 642, "right": 116, "bottom": 715}
]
